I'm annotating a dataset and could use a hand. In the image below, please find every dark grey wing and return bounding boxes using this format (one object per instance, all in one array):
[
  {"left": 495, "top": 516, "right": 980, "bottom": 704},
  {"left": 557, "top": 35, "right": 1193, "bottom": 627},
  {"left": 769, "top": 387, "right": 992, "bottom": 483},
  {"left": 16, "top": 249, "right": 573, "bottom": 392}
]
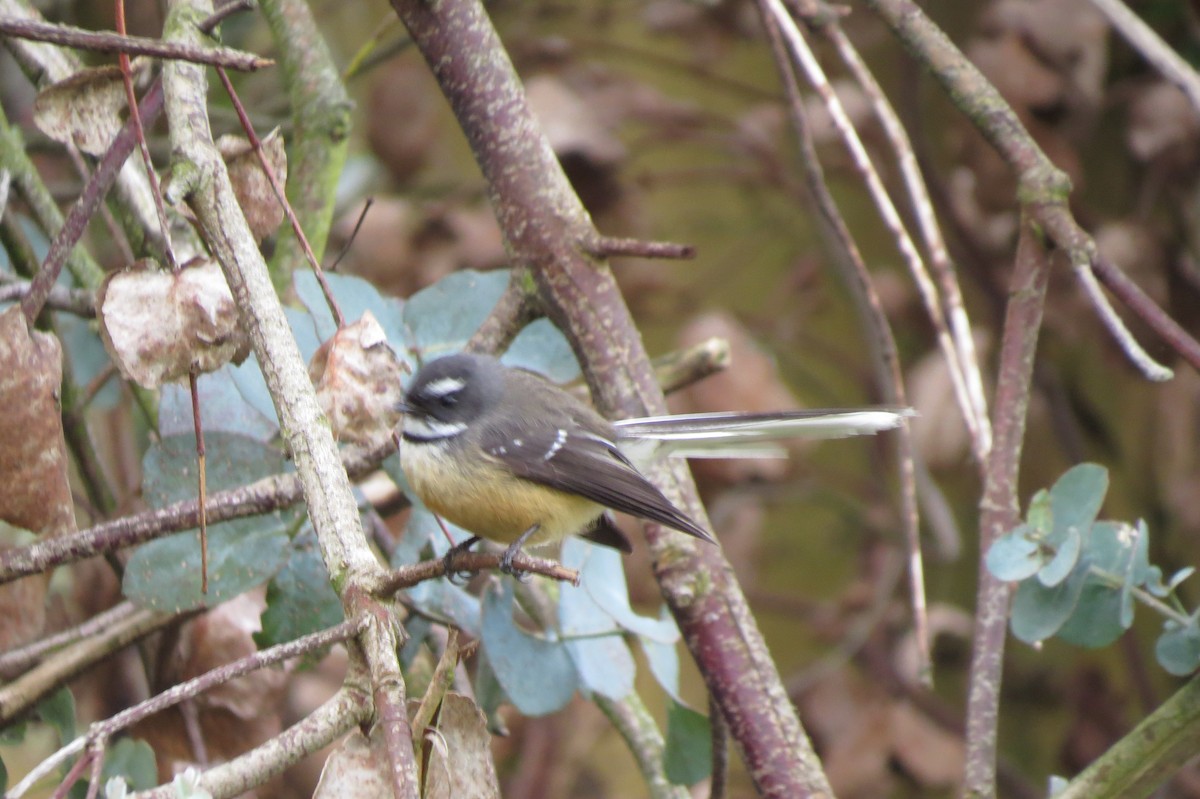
[{"left": 479, "top": 423, "right": 714, "bottom": 543}]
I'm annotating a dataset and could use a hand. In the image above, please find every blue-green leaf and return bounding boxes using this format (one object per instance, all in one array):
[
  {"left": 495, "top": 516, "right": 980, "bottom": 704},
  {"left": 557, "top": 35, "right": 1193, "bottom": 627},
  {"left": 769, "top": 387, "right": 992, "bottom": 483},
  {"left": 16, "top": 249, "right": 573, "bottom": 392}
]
[
  {"left": 71, "top": 738, "right": 157, "bottom": 798},
  {"left": 36, "top": 686, "right": 75, "bottom": 745},
  {"left": 986, "top": 524, "right": 1045, "bottom": 581},
  {"left": 1038, "top": 522, "right": 1082, "bottom": 587},
  {"left": 1156, "top": 620, "right": 1200, "bottom": 676},
  {"left": 1056, "top": 579, "right": 1126, "bottom": 648},
  {"left": 504, "top": 319, "right": 579, "bottom": 383},
  {"left": 1010, "top": 563, "right": 1089, "bottom": 644},
  {"left": 639, "top": 631, "right": 683, "bottom": 704},
  {"left": 160, "top": 368, "right": 277, "bottom": 442},
  {"left": 664, "top": 699, "right": 711, "bottom": 785},
  {"left": 561, "top": 539, "right": 680, "bottom": 642},
  {"left": 1046, "top": 463, "right": 1108, "bottom": 548},
  {"left": 402, "top": 270, "right": 508, "bottom": 360},
  {"left": 480, "top": 581, "right": 577, "bottom": 716},
  {"left": 565, "top": 634, "right": 635, "bottom": 700},
  {"left": 294, "top": 270, "right": 407, "bottom": 354}
]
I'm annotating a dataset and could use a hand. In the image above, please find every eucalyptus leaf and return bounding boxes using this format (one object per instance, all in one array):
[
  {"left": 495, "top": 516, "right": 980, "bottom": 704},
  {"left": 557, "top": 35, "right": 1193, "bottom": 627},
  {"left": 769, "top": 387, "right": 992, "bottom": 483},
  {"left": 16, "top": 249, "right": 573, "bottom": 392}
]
[
  {"left": 402, "top": 270, "right": 508, "bottom": 361},
  {"left": 294, "top": 270, "right": 407, "bottom": 353},
  {"left": 1046, "top": 463, "right": 1108, "bottom": 548},
  {"left": 985, "top": 524, "right": 1045, "bottom": 582},
  {"left": 256, "top": 539, "right": 344, "bottom": 649},
  {"left": 1156, "top": 620, "right": 1200, "bottom": 676},
  {"left": 480, "top": 580, "right": 577, "bottom": 716},
  {"left": 565, "top": 633, "right": 636, "bottom": 700},
  {"left": 1055, "top": 580, "right": 1126, "bottom": 648},
  {"left": 1011, "top": 562, "right": 1089, "bottom": 644},
  {"left": 639, "top": 632, "right": 684, "bottom": 704},
  {"left": 124, "top": 432, "right": 297, "bottom": 611}
]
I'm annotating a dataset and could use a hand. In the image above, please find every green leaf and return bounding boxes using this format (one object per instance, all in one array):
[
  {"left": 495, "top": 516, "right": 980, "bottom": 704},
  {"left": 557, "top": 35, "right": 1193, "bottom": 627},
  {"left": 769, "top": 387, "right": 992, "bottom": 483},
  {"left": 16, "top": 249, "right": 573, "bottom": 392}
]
[
  {"left": 256, "top": 539, "right": 344, "bottom": 649},
  {"left": 986, "top": 524, "right": 1045, "bottom": 581},
  {"left": 1027, "top": 489, "right": 1052, "bottom": 538},
  {"left": 71, "top": 738, "right": 157, "bottom": 799},
  {"left": 1010, "top": 563, "right": 1089, "bottom": 643},
  {"left": 480, "top": 581, "right": 577, "bottom": 716},
  {"left": 664, "top": 698, "right": 711, "bottom": 785},
  {"left": 36, "top": 686, "right": 76, "bottom": 745},
  {"left": 1156, "top": 620, "right": 1200, "bottom": 676},
  {"left": 124, "top": 432, "right": 296, "bottom": 611},
  {"left": 402, "top": 270, "right": 508, "bottom": 360}
]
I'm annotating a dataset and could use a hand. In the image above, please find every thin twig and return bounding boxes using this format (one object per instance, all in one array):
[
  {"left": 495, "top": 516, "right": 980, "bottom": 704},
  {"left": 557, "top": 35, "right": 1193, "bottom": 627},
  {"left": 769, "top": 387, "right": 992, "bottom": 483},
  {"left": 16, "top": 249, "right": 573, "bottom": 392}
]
[
  {"left": 0, "top": 606, "right": 193, "bottom": 727},
  {"left": 115, "top": 0, "right": 178, "bottom": 271},
  {"left": 1087, "top": 0, "right": 1200, "bottom": 114},
  {"left": 759, "top": 0, "right": 929, "bottom": 684},
  {"left": 584, "top": 235, "right": 696, "bottom": 261},
  {"left": 381, "top": 550, "right": 580, "bottom": 594},
  {"left": 1072, "top": 261, "right": 1171, "bottom": 381},
  {"left": 0, "top": 17, "right": 273, "bottom": 71},
  {"left": 188, "top": 370, "right": 209, "bottom": 593},
  {"left": 0, "top": 276, "right": 95, "bottom": 316},
  {"left": 0, "top": 600, "right": 140, "bottom": 679},
  {"left": 214, "top": 66, "right": 345, "bottom": 327},
  {"left": 813, "top": 9, "right": 992, "bottom": 459},
  {"left": 8, "top": 617, "right": 367, "bottom": 799},
  {"left": 1091, "top": 254, "right": 1200, "bottom": 372}
]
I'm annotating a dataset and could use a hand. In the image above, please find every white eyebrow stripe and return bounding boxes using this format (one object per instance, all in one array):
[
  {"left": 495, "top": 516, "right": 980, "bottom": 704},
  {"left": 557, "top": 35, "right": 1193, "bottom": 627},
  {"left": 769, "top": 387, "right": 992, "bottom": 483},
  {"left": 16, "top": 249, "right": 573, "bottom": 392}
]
[
  {"left": 403, "top": 415, "right": 467, "bottom": 441},
  {"left": 423, "top": 377, "right": 466, "bottom": 398},
  {"left": 543, "top": 429, "right": 568, "bottom": 461}
]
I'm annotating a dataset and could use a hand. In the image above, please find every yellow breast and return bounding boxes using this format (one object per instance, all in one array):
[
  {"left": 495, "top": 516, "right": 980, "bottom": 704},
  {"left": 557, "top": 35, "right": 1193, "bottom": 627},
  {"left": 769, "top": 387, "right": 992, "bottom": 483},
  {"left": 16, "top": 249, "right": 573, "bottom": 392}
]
[{"left": 401, "top": 440, "right": 603, "bottom": 548}]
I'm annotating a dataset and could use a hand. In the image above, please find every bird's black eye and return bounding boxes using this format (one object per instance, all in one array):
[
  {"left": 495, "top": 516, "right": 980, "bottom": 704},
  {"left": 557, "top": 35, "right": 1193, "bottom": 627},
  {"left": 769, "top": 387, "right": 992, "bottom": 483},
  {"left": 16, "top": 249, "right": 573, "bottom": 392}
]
[{"left": 438, "top": 392, "right": 459, "bottom": 408}]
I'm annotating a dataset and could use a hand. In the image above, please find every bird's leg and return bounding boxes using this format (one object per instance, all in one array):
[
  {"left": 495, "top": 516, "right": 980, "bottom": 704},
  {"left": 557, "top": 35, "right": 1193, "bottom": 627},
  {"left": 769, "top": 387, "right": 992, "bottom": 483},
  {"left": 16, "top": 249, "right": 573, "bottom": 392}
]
[
  {"left": 442, "top": 534, "right": 481, "bottom": 585},
  {"left": 499, "top": 524, "right": 540, "bottom": 580}
]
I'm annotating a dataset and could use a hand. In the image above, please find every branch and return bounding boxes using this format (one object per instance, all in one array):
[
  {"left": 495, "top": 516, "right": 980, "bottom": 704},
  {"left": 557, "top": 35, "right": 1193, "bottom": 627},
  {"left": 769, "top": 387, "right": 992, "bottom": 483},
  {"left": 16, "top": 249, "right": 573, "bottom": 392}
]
[
  {"left": 0, "top": 438, "right": 395, "bottom": 585},
  {"left": 964, "top": 218, "right": 1051, "bottom": 797},
  {"left": 0, "top": 17, "right": 273, "bottom": 71},
  {"left": 132, "top": 684, "right": 371, "bottom": 799},
  {"left": 0, "top": 605, "right": 192, "bottom": 727},
  {"left": 381, "top": 550, "right": 579, "bottom": 594},
  {"left": 1086, "top": 0, "right": 1200, "bottom": 115}
]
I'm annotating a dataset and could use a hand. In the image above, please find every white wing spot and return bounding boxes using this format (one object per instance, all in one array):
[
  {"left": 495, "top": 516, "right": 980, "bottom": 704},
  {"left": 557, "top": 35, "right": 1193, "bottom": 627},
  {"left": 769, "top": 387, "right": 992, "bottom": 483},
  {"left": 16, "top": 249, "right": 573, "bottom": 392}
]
[{"left": 543, "top": 429, "right": 568, "bottom": 461}]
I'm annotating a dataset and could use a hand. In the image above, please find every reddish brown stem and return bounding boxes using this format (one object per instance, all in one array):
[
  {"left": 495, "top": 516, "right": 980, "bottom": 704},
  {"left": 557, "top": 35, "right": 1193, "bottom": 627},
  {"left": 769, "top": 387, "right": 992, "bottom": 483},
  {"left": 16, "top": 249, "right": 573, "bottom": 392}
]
[
  {"left": 214, "top": 66, "right": 345, "bottom": 327},
  {"left": 0, "top": 17, "right": 271, "bottom": 71}
]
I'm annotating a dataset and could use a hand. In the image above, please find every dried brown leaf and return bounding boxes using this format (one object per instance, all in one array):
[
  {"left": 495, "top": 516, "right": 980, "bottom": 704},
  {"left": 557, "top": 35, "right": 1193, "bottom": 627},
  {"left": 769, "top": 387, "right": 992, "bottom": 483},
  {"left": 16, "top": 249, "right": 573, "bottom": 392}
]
[
  {"left": 0, "top": 306, "right": 77, "bottom": 648},
  {"left": 218, "top": 128, "right": 287, "bottom": 243},
  {"left": 310, "top": 311, "right": 407, "bottom": 444},
  {"left": 97, "top": 258, "right": 250, "bottom": 388},
  {"left": 313, "top": 726, "right": 392, "bottom": 799},
  {"left": 422, "top": 693, "right": 501, "bottom": 799},
  {"left": 32, "top": 60, "right": 148, "bottom": 156},
  {"left": 367, "top": 58, "right": 443, "bottom": 183}
]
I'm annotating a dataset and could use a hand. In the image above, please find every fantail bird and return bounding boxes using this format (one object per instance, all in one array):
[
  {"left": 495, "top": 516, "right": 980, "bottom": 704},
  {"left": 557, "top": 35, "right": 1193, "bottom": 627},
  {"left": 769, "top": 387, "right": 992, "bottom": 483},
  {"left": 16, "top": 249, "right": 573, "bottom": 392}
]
[{"left": 398, "top": 352, "right": 911, "bottom": 573}]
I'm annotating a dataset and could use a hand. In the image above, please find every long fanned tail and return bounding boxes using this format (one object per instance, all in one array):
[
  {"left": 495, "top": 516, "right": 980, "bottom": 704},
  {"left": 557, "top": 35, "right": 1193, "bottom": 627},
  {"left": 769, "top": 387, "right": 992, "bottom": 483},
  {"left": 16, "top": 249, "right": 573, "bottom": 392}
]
[{"left": 614, "top": 408, "right": 914, "bottom": 459}]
